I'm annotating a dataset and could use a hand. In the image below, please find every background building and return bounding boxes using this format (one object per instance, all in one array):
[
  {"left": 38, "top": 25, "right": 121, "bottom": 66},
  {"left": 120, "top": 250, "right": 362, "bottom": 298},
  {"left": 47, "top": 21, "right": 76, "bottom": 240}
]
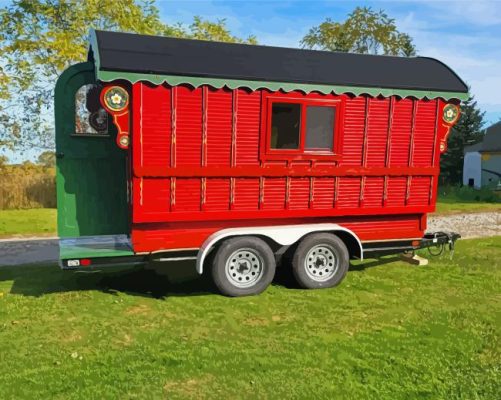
[{"left": 463, "top": 122, "right": 501, "bottom": 189}]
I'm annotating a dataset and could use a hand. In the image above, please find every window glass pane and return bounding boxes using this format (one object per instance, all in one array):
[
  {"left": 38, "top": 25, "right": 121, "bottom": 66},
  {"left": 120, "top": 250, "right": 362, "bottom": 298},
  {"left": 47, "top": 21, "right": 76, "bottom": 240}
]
[
  {"left": 270, "top": 103, "right": 301, "bottom": 150},
  {"left": 75, "top": 84, "right": 109, "bottom": 135},
  {"left": 305, "top": 106, "right": 335, "bottom": 150}
]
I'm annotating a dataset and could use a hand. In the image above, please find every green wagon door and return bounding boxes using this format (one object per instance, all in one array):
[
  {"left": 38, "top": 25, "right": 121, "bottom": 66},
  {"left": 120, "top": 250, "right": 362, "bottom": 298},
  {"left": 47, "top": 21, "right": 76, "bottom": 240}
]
[{"left": 55, "top": 62, "right": 129, "bottom": 239}]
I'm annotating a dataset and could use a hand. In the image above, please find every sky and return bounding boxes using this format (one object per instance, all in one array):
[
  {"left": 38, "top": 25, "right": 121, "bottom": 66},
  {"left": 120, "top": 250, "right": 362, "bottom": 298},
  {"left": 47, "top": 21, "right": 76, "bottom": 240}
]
[
  {"left": 2, "top": 0, "right": 501, "bottom": 162},
  {"left": 157, "top": 0, "right": 501, "bottom": 124}
]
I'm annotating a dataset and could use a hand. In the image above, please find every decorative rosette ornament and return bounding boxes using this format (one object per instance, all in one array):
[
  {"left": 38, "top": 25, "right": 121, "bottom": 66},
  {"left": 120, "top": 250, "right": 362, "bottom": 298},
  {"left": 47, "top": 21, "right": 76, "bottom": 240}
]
[
  {"left": 442, "top": 104, "right": 460, "bottom": 124},
  {"left": 103, "top": 86, "right": 129, "bottom": 112},
  {"left": 100, "top": 85, "right": 130, "bottom": 150},
  {"left": 439, "top": 103, "right": 461, "bottom": 153}
]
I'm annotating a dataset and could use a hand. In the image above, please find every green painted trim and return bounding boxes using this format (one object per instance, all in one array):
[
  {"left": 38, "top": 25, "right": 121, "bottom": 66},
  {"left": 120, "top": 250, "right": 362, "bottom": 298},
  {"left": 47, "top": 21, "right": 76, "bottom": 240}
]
[
  {"left": 59, "top": 236, "right": 135, "bottom": 259},
  {"left": 96, "top": 69, "right": 469, "bottom": 101},
  {"left": 60, "top": 245, "right": 134, "bottom": 259},
  {"left": 55, "top": 61, "right": 129, "bottom": 242},
  {"left": 55, "top": 61, "right": 95, "bottom": 240}
]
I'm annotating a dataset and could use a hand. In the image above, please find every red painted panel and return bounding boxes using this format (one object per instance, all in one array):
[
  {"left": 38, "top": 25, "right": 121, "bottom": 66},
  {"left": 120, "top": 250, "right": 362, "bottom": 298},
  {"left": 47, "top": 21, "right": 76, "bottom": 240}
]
[
  {"left": 206, "top": 88, "right": 232, "bottom": 167},
  {"left": 233, "top": 178, "right": 260, "bottom": 210},
  {"left": 386, "top": 177, "right": 407, "bottom": 207},
  {"left": 337, "top": 177, "right": 361, "bottom": 208},
  {"left": 131, "top": 214, "right": 425, "bottom": 252},
  {"left": 341, "top": 96, "right": 365, "bottom": 166},
  {"left": 289, "top": 178, "right": 310, "bottom": 209},
  {"left": 389, "top": 98, "right": 413, "bottom": 166},
  {"left": 128, "top": 83, "right": 449, "bottom": 253},
  {"left": 363, "top": 177, "right": 384, "bottom": 208},
  {"left": 175, "top": 178, "right": 201, "bottom": 212},
  {"left": 312, "top": 178, "right": 335, "bottom": 209},
  {"left": 412, "top": 100, "right": 437, "bottom": 167},
  {"left": 205, "top": 178, "right": 230, "bottom": 211},
  {"left": 235, "top": 89, "right": 261, "bottom": 166},
  {"left": 132, "top": 83, "right": 171, "bottom": 169},
  {"left": 263, "top": 178, "right": 286, "bottom": 210},
  {"left": 408, "top": 176, "right": 432, "bottom": 206},
  {"left": 340, "top": 214, "right": 422, "bottom": 239},
  {"left": 365, "top": 98, "right": 390, "bottom": 167},
  {"left": 132, "top": 177, "right": 170, "bottom": 222},
  {"left": 176, "top": 86, "right": 202, "bottom": 166}
]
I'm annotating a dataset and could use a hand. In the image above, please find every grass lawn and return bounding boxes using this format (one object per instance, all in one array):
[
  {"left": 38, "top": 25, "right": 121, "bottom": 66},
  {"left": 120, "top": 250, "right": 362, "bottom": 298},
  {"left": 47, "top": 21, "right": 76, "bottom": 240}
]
[
  {"left": 0, "top": 208, "right": 56, "bottom": 238},
  {"left": 0, "top": 237, "right": 499, "bottom": 399},
  {"left": 435, "top": 198, "right": 500, "bottom": 214}
]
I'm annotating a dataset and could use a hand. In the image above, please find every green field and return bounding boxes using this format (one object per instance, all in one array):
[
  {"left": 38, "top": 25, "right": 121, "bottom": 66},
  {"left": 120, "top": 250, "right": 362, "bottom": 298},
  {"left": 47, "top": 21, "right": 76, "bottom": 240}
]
[
  {"left": 435, "top": 192, "right": 500, "bottom": 214},
  {"left": 0, "top": 200, "right": 499, "bottom": 239},
  {"left": 0, "top": 208, "right": 56, "bottom": 237},
  {"left": 434, "top": 199, "right": 500, "bottom": 214},
  {"left": 0, "top": 237, "right": 499, "bottom": 399},
  {"left": 435, "top": 187, "right": 500, "bottom": 214}
]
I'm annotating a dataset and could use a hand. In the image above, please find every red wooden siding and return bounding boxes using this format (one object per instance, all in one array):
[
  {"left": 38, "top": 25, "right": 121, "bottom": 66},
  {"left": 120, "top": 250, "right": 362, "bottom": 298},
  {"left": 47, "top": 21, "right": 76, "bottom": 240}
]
[
  {"left": 175, "top": 178, "right": 200, "bottom": 212},
  {"left": 131, "top": 83, "right": 172, "bottom": 222},
  {"left": 206, "top": 88, "right": 232, "bottom": 167},
  {"left": 262, "top": 178, "right": 286, "bottom": 210},
  {"left": 175, "top": 86, "right": 203, "bottom": 166},
  {"left": 389, "top": 98, "right": 413, "bottom": 166},
  {"left": 233, "top": 178, "right": 260, "bottom": 210},
  {"left": 235, "top": 89, "right": 261, "bottom": 166},
  {"left": 312, "top": 178, "right": 335, "bottom": 209},
  {"left": 386, "top": 177, "right": 407, "bottom": 207},
  {"left": 412, "top": 101, "right": 438, "bottom": 167},
  {"left": 341, "top": 96, "right": 365, "bottom": 166},
  {"left": 363, "top": 177, "right": 385, "bottom": 208},
  {"left": 205, "top": 178, "right": 231, "bottom": 211},
  {"left": 130, "top": 82, "right": 445, "bottom": 251},
  {"left": 289, "top": 178, "right": 310, "bottom": 210},
  {"left": 365, "top": 97, "right": 390, "bottom": 167},
  {"left": 131, "top": 214, "right": 424, "bottom": 252}
]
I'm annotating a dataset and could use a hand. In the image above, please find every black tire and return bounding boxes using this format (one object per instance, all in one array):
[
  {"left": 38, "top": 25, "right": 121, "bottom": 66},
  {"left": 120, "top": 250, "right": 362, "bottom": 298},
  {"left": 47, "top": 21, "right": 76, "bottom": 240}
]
[
  {"left": 292, "top": 233, "right": 349, "bottom": 289},
  {"left": 211, "top": 236, "right": 276, "bottom": 297}
]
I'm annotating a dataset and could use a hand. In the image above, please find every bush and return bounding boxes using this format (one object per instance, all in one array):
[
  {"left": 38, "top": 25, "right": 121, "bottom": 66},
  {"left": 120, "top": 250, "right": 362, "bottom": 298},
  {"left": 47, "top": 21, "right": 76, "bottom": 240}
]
[
  {"left": 0, "top": 163, "right": 56, "bottom": 209},
  {"left": 438, "top": 185, "right": 500, "bottom": 203}
]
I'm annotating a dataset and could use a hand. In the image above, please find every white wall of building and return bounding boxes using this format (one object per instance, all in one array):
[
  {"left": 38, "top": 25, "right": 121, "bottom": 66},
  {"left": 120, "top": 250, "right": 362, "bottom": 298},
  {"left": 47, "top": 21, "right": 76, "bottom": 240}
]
[{"left": 463, "top": 151, "right": 482, "bottom": 189}]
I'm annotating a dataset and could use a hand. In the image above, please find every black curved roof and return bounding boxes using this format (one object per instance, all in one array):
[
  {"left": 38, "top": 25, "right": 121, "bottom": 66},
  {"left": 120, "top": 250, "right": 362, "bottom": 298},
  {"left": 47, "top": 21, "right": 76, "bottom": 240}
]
[{"left": 91, "top": 30, "right": 468, "bottom": 94}]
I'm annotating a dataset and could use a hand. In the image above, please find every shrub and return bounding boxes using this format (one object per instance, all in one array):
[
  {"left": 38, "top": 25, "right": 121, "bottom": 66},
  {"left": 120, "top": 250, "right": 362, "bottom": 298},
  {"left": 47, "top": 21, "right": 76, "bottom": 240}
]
[
  {"left": 439, "top": 185, "right": 500, "bottom": 203},
  {"left": 0, "top": 163, "right": 56, "bottom": 209}
]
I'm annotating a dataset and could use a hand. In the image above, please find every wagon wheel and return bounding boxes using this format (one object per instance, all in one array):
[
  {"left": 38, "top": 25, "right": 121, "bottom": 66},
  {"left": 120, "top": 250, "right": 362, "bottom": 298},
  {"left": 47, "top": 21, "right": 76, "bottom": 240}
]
[
  {"left": 211, "top": 236, "right": 276, "bottom": 297},
  {"left": 291, "top": 233, "right": 349, "bottom": 289}
]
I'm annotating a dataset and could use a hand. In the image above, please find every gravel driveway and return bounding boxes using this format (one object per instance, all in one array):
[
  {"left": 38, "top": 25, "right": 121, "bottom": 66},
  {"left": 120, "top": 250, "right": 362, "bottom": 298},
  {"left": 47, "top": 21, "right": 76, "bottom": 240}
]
[
  {"left": 1, "top": 212, "right": 499, "bottom": 267},
  {"left": 428, "top": 212, "right": 501, "bottom": 239}
]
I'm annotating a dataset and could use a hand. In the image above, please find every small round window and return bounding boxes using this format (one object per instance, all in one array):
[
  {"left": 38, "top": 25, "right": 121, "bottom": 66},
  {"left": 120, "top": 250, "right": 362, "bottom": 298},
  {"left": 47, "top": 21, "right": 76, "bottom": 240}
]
[{"left": 75, "top": 84, "right": 109, "bottom": 135}]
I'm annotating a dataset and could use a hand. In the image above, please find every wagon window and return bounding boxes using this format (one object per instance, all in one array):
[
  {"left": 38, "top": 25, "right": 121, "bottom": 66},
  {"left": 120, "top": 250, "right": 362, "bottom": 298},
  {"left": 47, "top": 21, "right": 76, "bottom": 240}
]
[
  {"left": 305, "top": 106, "right": 335, "bottom": 151},
  {"left": 75, "top": 84, "right": 109, "bottom": 136},
  {"left": 270, "top": 103, "right": 301, "bottom": 149}
]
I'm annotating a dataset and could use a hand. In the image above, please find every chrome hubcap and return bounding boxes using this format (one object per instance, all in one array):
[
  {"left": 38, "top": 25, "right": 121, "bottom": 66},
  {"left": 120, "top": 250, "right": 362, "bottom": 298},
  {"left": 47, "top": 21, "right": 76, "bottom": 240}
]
[
  {"left": 225, "top": 248, "right": 264, "bottom": 288},
  {"left": 305, "top": 244, "right": 338, "bottom": 282}
]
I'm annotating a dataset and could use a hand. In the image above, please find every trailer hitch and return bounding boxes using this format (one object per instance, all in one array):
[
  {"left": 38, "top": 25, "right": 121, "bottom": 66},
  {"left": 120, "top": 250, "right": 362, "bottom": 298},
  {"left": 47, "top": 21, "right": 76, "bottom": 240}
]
[{"left": 421, "top": 231, "right": 461, "bottom": 259}]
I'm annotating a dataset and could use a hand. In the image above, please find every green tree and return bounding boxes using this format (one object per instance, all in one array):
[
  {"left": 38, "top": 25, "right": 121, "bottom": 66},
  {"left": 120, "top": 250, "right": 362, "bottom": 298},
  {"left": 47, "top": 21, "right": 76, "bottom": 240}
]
[
  {"left": 301, "top": 6, "right": 416, "bottom": 56},
  {"left": 0, "top": 0, "right": 255, "bottom": 153},
  {"left": 440, "top": 94, "right": 485, "bottom": 185},
  {"left": 37, "top": 150, "right": 56, "bottom": 168},
  {"left": 0, "top": 154, "right": 8, "bottom": 167},
  {"left": 187, "top": 16, "right": 257, "bottom": 44}
]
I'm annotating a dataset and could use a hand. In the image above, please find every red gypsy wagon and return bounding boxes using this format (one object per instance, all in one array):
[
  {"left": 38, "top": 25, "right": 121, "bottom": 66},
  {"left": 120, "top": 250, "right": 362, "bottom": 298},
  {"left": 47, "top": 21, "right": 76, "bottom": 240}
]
[{"left": 55, "top": 30, "right": 467, "bottom": 296}]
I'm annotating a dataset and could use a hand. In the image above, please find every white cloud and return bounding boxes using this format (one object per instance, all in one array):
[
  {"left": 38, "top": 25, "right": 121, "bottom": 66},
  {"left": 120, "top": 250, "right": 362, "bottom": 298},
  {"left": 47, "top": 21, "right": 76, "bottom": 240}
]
[
  {"left": 394, "top": 4, "right": 501, "bottom": 123},
  {"left": 159, "top": 0, "right": 501, "bottom": 122},
  {"left": 421, "top": 0, "right": 501, "bottom": 27}
]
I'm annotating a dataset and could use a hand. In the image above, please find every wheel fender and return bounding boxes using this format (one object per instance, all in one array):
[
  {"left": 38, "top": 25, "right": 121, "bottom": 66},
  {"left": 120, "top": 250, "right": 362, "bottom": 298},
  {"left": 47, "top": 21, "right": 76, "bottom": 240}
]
[{"left": 196, "top": 223, "right": 363, "bottom": 274}]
